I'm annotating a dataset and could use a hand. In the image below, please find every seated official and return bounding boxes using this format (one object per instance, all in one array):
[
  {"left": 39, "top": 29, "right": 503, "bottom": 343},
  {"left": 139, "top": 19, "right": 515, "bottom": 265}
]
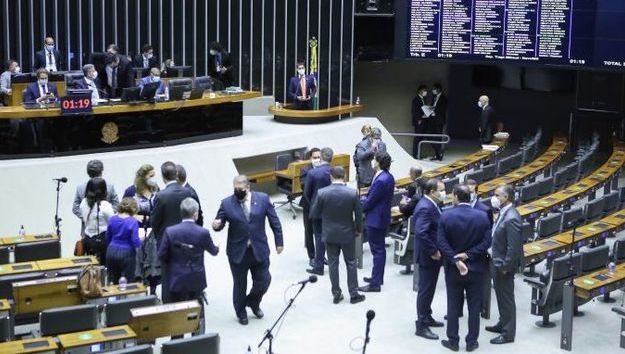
[
  {"left": 33, "top": 36, "right": 62, "bottom": 72},
  {"left": 1, "top": 60, "right": 20, "bottom": 104},
  {"left": 288, "top": 62, "right": 316, "bottom": 110},
  {"left": 23, "top": 68, "right": 58, "bottom": 104},
  {"left": 392, "top": 165, "right": 424, "bottom": 218},
  {"left": 133, "top": 44, "right": 159, "bottom": 69},
  {"left": 137, "top": 68, "right": 167, "bottom": 96},
  {"left": 208, "top": 41, "right": 233, "bottom": 87},
  {"left": 75, "top": 64, "right": 106, "bottom": 104}
]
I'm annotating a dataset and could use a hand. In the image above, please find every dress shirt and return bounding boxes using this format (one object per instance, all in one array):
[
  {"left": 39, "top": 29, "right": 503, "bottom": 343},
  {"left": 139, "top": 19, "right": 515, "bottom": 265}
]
[
  {"left": 80, "top": 199, "right": 115, "bottom": 237},
  {"left": 0, "top": 71, "right": 12, "bottom": 94},
  {"left": 106, "top": 65, "right": 114, "bottom": 87},
  {"left": 46, "top": 50, "right": 57, "bottom": 72},
  {"left": 489, "top": 203, "right": 513, "bottom": 255},
  {"left": 85, "top": 77, "right": 100, "bottom": 103}
]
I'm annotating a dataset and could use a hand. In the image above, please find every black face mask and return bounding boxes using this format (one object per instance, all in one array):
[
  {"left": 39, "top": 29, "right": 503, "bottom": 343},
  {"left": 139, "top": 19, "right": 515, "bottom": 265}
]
[{"left": 234, "top": 188, "right": 247, "bottom": 201}]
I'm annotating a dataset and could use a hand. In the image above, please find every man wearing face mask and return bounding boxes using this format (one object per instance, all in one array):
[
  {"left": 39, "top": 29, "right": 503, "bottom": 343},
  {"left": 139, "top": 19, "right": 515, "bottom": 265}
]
[
  {"left": 75, "top": 64, "right": 106, "bottom": 105},
  {"left": 412, "top": 178, "right": 445, "bottom": 340},
  {"left": 133, "top": 44, "right": 159, "bottom": 69},
  {"left": 411, "top": 85, "right": 429, "bottom": 158},
  {"left": 212, "top": 175, "right": 284, "bottom": 325},
  {"left": 359, "top": 151, "right": 395, "bottom": 293},
  {"left": 478, "top": 95, "right": 496, "bottom": 144},
  {"left": 138, "top": 68, "right": 167, "bottom": 96},
  {"left": 485, "top": 185, "right": 522, "bottom": 345},
  {"left": 208, "top": 42, "right": 233, "bottom": 87},
  {"left": 427, "top": 84, "right": 448, "bottom": 161},
  {"left": 1, "top": 60, "right": 20, "bottom": 104},
  {"left": 300, "top": 147, "right": 322, "bottom": 264},
  {"left": 34, "top": 36, "right": 62, "bottom": 72},
  {"left": 23, "top": 69, "right": 58, "bottom": 104},
  {"left": 355, "top": 127, "right": 388, "bottom": 188},
  {"left": 437, "top": 184, "right": 492, "bottom": 352},
  {"left": 288, "top": 62, "right": 316, "bottom": 110},
  {"left": 305, "top": 147, "right": 334, "bottom": 275},
  {"left": 465, "top": 179, "right": 493, "bottom": 226}
]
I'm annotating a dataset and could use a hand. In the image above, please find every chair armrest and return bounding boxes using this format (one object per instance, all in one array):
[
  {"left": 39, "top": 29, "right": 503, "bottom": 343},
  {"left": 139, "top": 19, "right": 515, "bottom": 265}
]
[
  {"left": 388, "top": 232, "right": 407, "bottom": 241},
  {"left": 612, "top": 307, "right": 625, "bottom": 317},
  {"left": 523, "top": 278, "right": 546, "bottom": 289}
]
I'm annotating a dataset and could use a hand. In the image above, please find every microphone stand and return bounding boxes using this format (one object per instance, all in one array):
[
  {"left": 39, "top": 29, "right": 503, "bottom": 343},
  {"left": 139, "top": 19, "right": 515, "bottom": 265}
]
[
  {"left": 258, "top": 282, "right": 309, "bottom": 354},
  {"left": 54, "top": 179, "right": 62, "bottom": 239},
  {"left": 362, "top": 327, "right": 371, "bottom": 354}
]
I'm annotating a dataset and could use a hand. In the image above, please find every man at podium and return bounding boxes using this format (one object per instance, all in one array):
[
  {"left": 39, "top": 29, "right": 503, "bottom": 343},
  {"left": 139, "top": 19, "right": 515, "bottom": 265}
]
[{"left": 288, "top": 62, "right": 316, "bottom": 110}]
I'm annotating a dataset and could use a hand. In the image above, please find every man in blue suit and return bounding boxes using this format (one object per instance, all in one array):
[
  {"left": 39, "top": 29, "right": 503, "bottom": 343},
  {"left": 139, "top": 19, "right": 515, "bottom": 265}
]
[
  {"left": 212, "top": 175, "right": 284, "bottom": 325},
  {"left": 158, "top": 197, "right": 219, "bottom": 303},
  {"left": 413, "top": 178, "right": 446, "bottom": 340},
  {"left": 359, "top": 151, "right": 395, "bottom": 292},
  {"left": 437, "top": 184, "right": 492, "bottom": 352},
  {"left": 466, "top": 179, "right": 493, "bottom": 226},
  {"left": 305, "top": 147, "right": 334, "bottom": 275},
  {"left": 138, "top": 67, "right": 167, "bottom": 96},
  {"left": 288, "top": 62, "right": 316, "bottom": 110},
  {"left": 23, "top": 68, "right": 58, "bottom": 104}
]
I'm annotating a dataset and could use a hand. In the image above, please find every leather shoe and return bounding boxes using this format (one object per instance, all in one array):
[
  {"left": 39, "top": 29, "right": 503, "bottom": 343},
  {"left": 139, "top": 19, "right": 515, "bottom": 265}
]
[
  {"left": 426, "top": 318, "right": 444, "bottom": 328},
  {"left": 306, "top": 268, "right": 324, "bottom": 276},
  {"left": 238, "top": 317, "right": 249, "bottom": 325},
  {"left": 358, "top": 285, "right": 381, "bottom": 292},
  {"left": 248, "top": 306, "right": 264, "bottom": 319},
  {"left": 399, "top": 269, "right": 414, "bottom": 275},
  {"left": 415, "top": 327, "right": 438, "bottom": 340},
  {"left": 333, "top": 293, "right": 344, "bottom": 304},
  {"left": 490, "top": 335, "right": 514, "bottom": 344},
  {"left": 485, "top": 325, "right": 504, "bottom": 334},
  {"left": 466, "top": 342, "right": 479, "bottom": 352},
  {"left": 350, "top": 294, "right": 366, "bottom": 304},
  {"left": 441, "top": 340, "right": 459, "bottom": 352},
  {"left": 363, "top": 276, "right": 372, "bottom": 283}
]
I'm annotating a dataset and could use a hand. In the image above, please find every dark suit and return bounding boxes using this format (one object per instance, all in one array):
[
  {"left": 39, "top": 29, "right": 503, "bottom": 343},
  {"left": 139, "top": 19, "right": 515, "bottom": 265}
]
[
  {"left": 355, "top": 139, "right": 388, "bottom": 187},
  {"left": 472, "top": 199, "right": 494, "bottom": 227},
  {"left": 34, "top": 49, "right": 62, "bottom": 71},
  {"left": 428, "top": 93, "right": 447, "bottom": 158},
  {"left": 472, "top": 197, "right": 494, "bottom": 317},
  {"left": 208, "top": 51, "right": 234, "bottom": 87},
  {"left": 362, "top": 170, "right": 395, "bottom": 287},
  {"left": 437, "top": 204, "right": 492, "bottom": 346},
  {"left": 74, "top": 77, "right": 107, "bottom": 100},
  {"left": 411, "top": 95, "right": 427, "bottom": 157},
  {"left": 311, "top": 183, "right": 363, "bottom": 297},
  {"left": 288, "top": 75, "right": 316, "bottom": 110},
  {"left": 412, "top": 196, "right": 442, "bottom": 329},
  {"left": 102, "top": 57, "right": 134, "bottom": 98},
  {"left": 22, "top": 82, "right": 58, "bottom": 103},
  {"left": 299, "top": 164, "right": 316, "bottom": 260},
  {"left": 184, "top": 183, "right": 204, "bottom": 227},
  {"left": 158, "top": 221, "right": 218, "bottom": 302},
  {"left": 304, "top": 163, "right": 332, "bottom": 270},
  {"left": 214, "top": 192, "right": 283, "bottom": 319},
  {"left": 150, "top": 182, "right": 194, "bottom": 302},
  {"left": 399, "top": 179, "right": 424, "bottom": 218},
  {"left": 490, "top": 204, "right": 523, "bottom": 340},
  {"left": 479, "top": 105, "right": 496, "bottom": 144},
  {"left": 133, "top": 54, "right": 159, "bottom": 69}
]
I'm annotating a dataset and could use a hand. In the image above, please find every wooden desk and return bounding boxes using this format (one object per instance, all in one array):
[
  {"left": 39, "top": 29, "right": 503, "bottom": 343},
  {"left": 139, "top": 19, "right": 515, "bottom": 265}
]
[
  {"left": 7, "top": 80, "right": 67, "bottom": 107},
  {"left": 0, "top": 337, "right": 57, "bottom": 353},
  {"left": 0, "top": 233, "right": 58, "bottom": 246},
  {"left": 12, "top": 275, "right": 81, "bottom": 315},
  {"left": 58, "top": 325, "right": 136, "bottom": 353},
  {"left": 129, "top": 300, "right": 201, "bottom": 341},
  {"left": 248, "top": 170, "right": 278, "bottom": 184},
  {"left": 269, "top": 104, "right": 363, "bottom": 124},
  {"left": 275, "top": 153, "right": 351, "bottom": 194},
  {"left": 0, "top": 261, "right": 40, "bottom": 276},
  {"left": 478, "top": 137, "right": 567, "bottom": 197},
  {"left": 523, "top": 238, "right": 570, "bottom": 265},
  {"left": 35, "top": 256, "right": 98, "bottom": 271},
  {"left": 100, "top": 283, "right": 147, "bottom": 298},
  {"left": 0, "top": 298, "right": 10, "bottom": 316}
]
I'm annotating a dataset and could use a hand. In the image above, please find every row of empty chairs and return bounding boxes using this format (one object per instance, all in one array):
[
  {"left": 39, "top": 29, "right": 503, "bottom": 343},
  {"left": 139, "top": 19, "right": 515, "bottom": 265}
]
[{"left": 65, "top": 73, "right": 224, "bottom": 92}]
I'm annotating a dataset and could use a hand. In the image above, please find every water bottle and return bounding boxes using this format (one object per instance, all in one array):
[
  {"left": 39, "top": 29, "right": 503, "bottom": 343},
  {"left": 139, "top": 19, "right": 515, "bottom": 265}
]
[
  {"left": 118, "top": 276, "right": 127, "bottom": 291},
  {"left": 608, "top": 262, "right": 616, "bottom": 275},
  {"left": 244, "top": 345, "right": 253, "bottom": 354},
  {"left": 164, "top": 86, "right": 170, "bottom": 101},
  {"left": 355, "top": 96, "right": 361, "bottom": 105},
  {"left": 18, "top": 225, "right": 25, "bottom": 238}
]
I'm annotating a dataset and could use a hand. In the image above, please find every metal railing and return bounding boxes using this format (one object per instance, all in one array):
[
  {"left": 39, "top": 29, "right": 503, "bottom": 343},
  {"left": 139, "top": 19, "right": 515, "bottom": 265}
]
[{"left": 391, "top": 132, "right": 450, "bottom": 160}]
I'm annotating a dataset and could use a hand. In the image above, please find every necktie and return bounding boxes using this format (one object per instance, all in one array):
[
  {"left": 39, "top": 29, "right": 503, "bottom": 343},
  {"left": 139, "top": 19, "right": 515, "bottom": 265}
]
[
  {"left": 241, "top": 201, "right": 250, "bottom": 222},
  {"left": 48, "top": 52, "right": 52, "bottom": 64},
  {"left": 41, "top": 85, "right": 47, "bottom": 100},
  {"left": 144, "top": 58, "right": 148, "bottom": 68},
  {"left": 300, "top": 76, "right": 307, "bottom": 99}
]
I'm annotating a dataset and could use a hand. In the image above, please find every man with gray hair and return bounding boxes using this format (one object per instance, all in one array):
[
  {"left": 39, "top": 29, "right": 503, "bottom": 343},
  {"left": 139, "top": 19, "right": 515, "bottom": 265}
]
[
  {"left": 74, "top": 63, "right": 105, "bottom": 104},
  {"left": 158, "top": 197, "right": 219, "bottom": 337},
  {"left": 72, "top": 159, "right": 119, "bottom": 218},
  {"left": 355, "top": 127, "right": 387, "bottom": 187},
  {"left": 213, "top": 175, "right": 284, "bottom": 325}
]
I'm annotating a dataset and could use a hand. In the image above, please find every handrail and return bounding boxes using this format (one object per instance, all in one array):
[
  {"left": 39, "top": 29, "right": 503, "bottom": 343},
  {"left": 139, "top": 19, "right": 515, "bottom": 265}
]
[{"left": 390, "top": 132, "right": 451, "bottom": 160}]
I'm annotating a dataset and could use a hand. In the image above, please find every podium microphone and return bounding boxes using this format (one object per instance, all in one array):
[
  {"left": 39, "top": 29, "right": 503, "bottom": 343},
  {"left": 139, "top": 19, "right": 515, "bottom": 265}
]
[
  {"left": 363, "top": 310, "right": 375, "bottom": 354},
  {"left": 53, "top": 177, "right": 68, "bottom": 183}
]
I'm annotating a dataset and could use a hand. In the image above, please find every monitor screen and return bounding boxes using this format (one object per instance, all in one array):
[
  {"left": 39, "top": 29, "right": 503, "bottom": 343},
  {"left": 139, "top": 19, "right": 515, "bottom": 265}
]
[{"left": 407, "top": 1, "right": 625, "bottom": 69}]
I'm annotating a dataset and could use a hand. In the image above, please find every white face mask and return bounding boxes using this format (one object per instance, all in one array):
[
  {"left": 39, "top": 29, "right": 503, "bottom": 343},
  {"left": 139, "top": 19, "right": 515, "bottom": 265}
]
[
  {"left": 209, "top": 50, "right": 217, "bottom": 56},
  {"left": 38, "top": 79, "right": 48, "bottom": 86},
  {"left": 438, "top": 190, "right": 447, "bottom": 202},
  {"left": 145, "top": 53, "right": 153, "bottom": 59},
  {"left": 147, "top": 176, "right": 157, "bottom": 187},
  {"left": 90, "top": 71, "right": 98, "bottom": 80},
  {"left": 13, "top": 66, "right": 20, "bottom": 73},
  {"left": 477, "top": 101, "right": 483, "bottom": 108},
  {"left": 432, "top": 89, "right": 440, "bottom": 95},
  {"left": 311, "top": 157, "right": 322, "bottom": 167},
  {"left": 490, "top": 195, "right": 501, "bottom": 209},
  {"left": 420, "top": 91, "right": 427, "bottom": 97},
  {"left": 45, "top": 44, "right": 55, "bottom": 51},
  {"left": 298, "top": 68, "right": 306, "bottom": 76},
  {"left": 152, "top": 76, "right": 160, "bottom": 82}
]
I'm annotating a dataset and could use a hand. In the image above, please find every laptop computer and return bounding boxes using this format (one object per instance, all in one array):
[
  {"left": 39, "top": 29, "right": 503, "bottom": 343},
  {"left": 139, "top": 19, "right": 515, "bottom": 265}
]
[
  {"left": 139, "top": 82, "right": 160, "bottom": 102},
  {"left": 121, "top": 87, "right": 140, "bottom": 103}
]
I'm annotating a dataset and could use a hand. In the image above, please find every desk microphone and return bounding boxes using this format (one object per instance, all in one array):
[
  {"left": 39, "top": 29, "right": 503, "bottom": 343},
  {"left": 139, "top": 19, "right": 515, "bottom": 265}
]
[
  {"left": 53, "top": 177, "right": 68, "bottom": 183},
  {"left": 292, "top": 275, "right": 318, "bottom": 286}
]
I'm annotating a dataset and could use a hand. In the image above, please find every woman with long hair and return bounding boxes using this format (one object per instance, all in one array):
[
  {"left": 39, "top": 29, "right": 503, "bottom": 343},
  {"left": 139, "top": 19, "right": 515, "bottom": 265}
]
[{"left": 79, "top": 177, "right": 114, "bottom": 263}]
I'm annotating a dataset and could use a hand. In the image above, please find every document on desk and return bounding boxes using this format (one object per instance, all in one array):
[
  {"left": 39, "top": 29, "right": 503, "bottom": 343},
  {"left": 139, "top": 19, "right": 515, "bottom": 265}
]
[{"left": 421, "top": 105, "right": 434, "bottom": 117}]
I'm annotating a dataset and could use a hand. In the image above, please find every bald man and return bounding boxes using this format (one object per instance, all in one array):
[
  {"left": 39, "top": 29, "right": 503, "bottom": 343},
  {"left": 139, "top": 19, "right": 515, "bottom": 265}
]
[
  {"left": 478, "top": 95, "right": 495, "bottom": 144},
  {"left": 138, "top": 67, "right": 167, "bottom": 96}
]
